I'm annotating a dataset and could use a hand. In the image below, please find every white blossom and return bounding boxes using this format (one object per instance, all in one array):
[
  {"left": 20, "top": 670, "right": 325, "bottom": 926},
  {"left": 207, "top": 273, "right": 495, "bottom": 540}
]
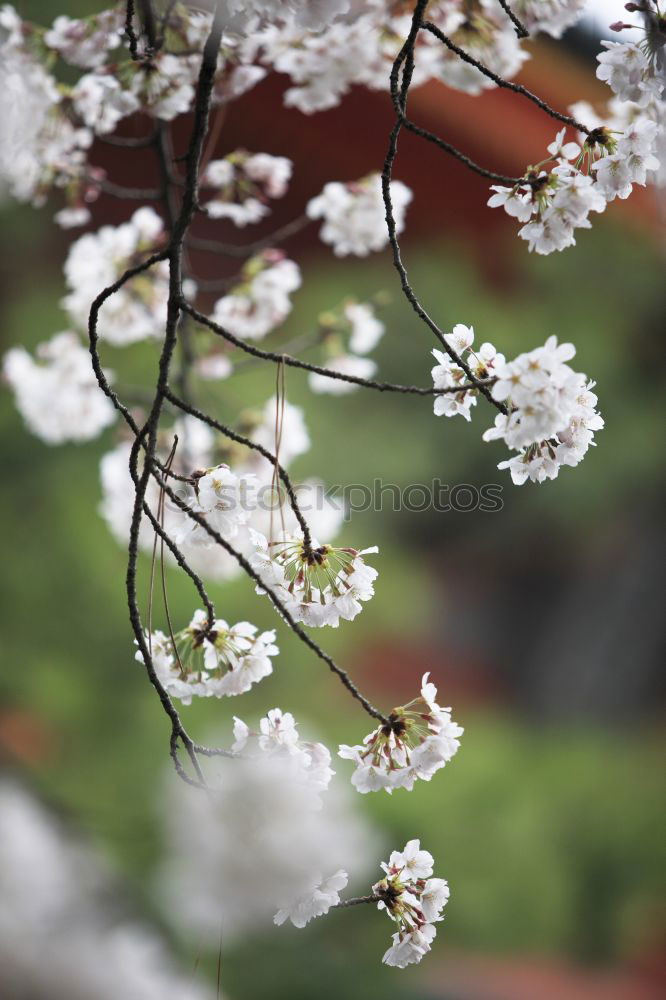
[
  {"left": 211, "top": 250, "right": 301, "bottom": 340},
  {"left": 44, "top": 10, "right": 124, "bottom": 69},
  {"left": 0, "top": 780, "right": 215, "bottom": 1000},
  {"left": 510, "top": 0, "right": 585, "bottom": 38},
  {"left": 63, "top": 207, "right": 168, "bottom": 345},
  {"left": 596, "top": 40, "right": 662, "bottom": 107},
  {"left": 194, "top": 351, "right": 233, "bottom": 380},
  {"left": 72, "top": 72, "right": 140, "bottom": 135},
  {"left": 3, "top": 331, "right": 115, "bottom": 444},
  {"left": 592, "top": 117, "right": 660, "bottom": 201},
  {"left": 176, "top": 463, "right": 258, "bottom": 545},
  {"left": 0, "top": 14, "right": 91, "bottom": 205},
  {"left": 98, "top": 408, "right": 343, "bottom": 585},
  {"left": 339, "top": 673, "right": 463, "bottom": 793},
  {"left": 274, "top": 869, "right": 348, "bottom": 928},
  {"left": 371, "top": 838, "right": 449, "bottom": 968},
  {"left": 54, "top": 204, "right": 92, "bottom": 228},
  {"left": 250, "top": 530, "right": 378, "bottom": 628},
  {"left": 160, "top": 719, "right": 375, "bottom": 943},
  {"left": 483, "top": 337, "right": 603, "bottom": 484},
  {"left": 432, "top": 324, "right": 504, "bottom": 421},
  {"left": 438, "top": 14, "right": 529, "bottom": 96},
  {"left": 345, "top": 301, "right": 385, "bottom": 354},
  {"left": 130, "top": 53, "right": 199, "bottom": 120},
  {"left": 202, "top": 150, "right": 292, "bottom": 225},
  {"left": 488, "top": 184, "right": 535, "bottom": 222},
  {"left": 227, "top": 0, "right": 352, "bottom": 32},
  {"left": 248, "top": 395, "right": 311, "bottom": 466},
  {"left": 137, "top": 610, "right": 278, "bottom": 703},
  {"left": 382, "top": 922, "right": 437, "bottom": 968},
  {"left": 307, "top": 174, "right": 412, "bottom": 256}
]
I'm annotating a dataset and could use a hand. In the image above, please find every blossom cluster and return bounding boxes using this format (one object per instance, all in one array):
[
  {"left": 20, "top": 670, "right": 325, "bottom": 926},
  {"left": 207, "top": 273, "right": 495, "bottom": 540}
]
[
  {"left": 211, "top": 249, "right": 301, "bottom": 341},
  {"left": 308, "top": 298, "right": 386, "bottom": 395},
  {"left": 2, "top": 0, "right": 659, "bottom": 248},
  {"left": 374, "top": 840, "right": 450, "bottom": 968},
  {"left": 161, "top": 708, "right": 374, "bottom": 942},
  {"left": 176, "top": 463, "right": 258, "bottom": 545},
  {"left": 483, "top": 336, "right": 605, "bottom": 484},
  {"left": 250, "top": 530, "right": 379, "bottom": 627},
  {"left": 431, "top": 322, "right": 504, "bottom": 422},
  {"left": 488, "top": 8, "right": 663, "bottom": 253},
  {"left": 232, "top": 707, "right": 335, "bottom": 798},
  {"left": 339, "top": 673, "right": 463, "bottom": 793},
  {"left": 3, "top": 331, "right": 115, "bottom": 444},
  {"left": 201, "top": 150, "right": 292, "bottom": 226},
  {"left": 0, "top": 779, "right": 215, "bottom": 1000},
  {"left": 64, "top": 206, "right": 169, "bottom": 345},
  {"left": 431, "top": 325, "right": 603, "bottom": 485},
  {"left": 306, "top": 174, "right": 412, "bottom": 257},
  {"left": 137, "top": 609, "right": 278, "bottom": 703}
]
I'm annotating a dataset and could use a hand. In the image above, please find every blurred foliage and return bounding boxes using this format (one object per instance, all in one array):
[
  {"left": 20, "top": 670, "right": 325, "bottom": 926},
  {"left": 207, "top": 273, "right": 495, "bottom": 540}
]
[{"left": 0, "top": 172, "right": 664, "bottom": 1000}]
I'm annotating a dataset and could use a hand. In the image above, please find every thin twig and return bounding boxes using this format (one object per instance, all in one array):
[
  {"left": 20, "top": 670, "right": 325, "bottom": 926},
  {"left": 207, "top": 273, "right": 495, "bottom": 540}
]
[
  {"left": 381, "top": 1, "right": 506, "bottom": 414},
  {"left": 332, "top": 895, "right": 378, "bottom": 909},
  {"left": 181, "top": 301, "right": 495, "bottom": 396},
  {"left": 495, "top": 0, "right": 530, "bottom": 38},
  {"left": 187, "top": 215, "right": 312, "bottom": 258}
]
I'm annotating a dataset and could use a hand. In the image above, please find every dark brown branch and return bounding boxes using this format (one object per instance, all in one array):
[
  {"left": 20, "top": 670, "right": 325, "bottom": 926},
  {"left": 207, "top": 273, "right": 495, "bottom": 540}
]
[
  {"left": 423, "top": 21, "right": 591, "bottom": 135},
  {"left": 332, "top": 895, "right": 378, "bottom": 909},
  {"left": 124, "top": 0, "right": 141, "bottom": 60},
  {"left": 181, "top": 301, "right": 495, "bottom": 396},
  {"left": 381, "top": 1, "right": 507, "bottom": 415},
  {"left": 495, "top": 0, "right": 530, "bottom": 38}
]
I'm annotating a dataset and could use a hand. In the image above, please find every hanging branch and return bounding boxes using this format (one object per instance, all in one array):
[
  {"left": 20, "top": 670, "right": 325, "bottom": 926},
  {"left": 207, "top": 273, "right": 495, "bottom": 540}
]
[{"left": 87, "top": 2, "right": 391, "bottom": 785}]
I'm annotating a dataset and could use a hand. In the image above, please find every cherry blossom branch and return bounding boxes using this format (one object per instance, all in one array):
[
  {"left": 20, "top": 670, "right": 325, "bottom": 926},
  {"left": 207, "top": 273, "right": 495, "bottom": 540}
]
[
  {"left": 147, "top": 465, "right": 388, "bottom": 724},
  {"left": 124, "top": 0, "right": 142, "bottom": 61},
  {"left": 422, "top": 21, "right": 591, "bottom": 134},
  {"left": 495, "top": 0, "right": 530, "bottom": 39},
  {"left": 86, "top": 3, "right": 388, "bottom": 784},
  {"left": 382, "top": 4, "right": 507, "bottom": 414},
  {"left": 332, "top": 894, "right": 378, "bottom": 908},
  {"left": 87, "top": 2, "right": 230, "bottom": 785},
  {"left": 387, "top": 6, "right": 524, "bottom": 187},
  {"left": 88, "top": 250, "right": 168, "bottom": 436},
  {"left": 137, "top": 0, "right": 158, "bottom": 52},
  {"left": 180, "top": 300, "right": 495, "bottom": 395}
]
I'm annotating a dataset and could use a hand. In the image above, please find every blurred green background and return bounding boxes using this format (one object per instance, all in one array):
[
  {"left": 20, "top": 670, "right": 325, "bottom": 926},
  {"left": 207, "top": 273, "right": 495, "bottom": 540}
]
[{"left": 1, "top": 3, "right": 665, "bottom": 999}]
